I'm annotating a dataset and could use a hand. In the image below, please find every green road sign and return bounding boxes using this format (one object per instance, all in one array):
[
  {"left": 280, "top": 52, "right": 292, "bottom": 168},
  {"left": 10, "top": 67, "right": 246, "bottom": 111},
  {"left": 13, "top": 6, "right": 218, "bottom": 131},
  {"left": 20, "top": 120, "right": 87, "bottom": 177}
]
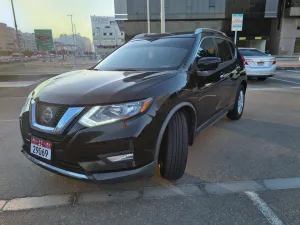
[{"left": 34, "top": 29, "right": 54, "bottom": 51}]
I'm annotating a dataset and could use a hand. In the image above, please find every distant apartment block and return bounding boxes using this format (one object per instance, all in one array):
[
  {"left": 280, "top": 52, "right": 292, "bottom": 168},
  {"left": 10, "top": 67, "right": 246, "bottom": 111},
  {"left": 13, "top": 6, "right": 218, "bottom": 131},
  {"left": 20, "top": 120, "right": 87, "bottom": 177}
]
[
  {"left": 21, "top": 33, "right": 37, "bottom": 51},
  {"left": 0, "top": 23, "right": 17, "bottom": 52},
  {"left": 91, "top": 16, "right": 125, "bottom": 56},
  {"left": 54, "top": 34, "right": 92, "bottom": 54}
]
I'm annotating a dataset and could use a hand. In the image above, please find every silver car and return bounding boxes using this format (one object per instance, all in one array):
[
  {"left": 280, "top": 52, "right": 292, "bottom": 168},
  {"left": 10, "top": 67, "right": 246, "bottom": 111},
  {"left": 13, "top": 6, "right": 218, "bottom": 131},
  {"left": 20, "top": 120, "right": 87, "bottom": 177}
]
[{"left": 239, "top": 48, "right": 276, "bottom": 81}]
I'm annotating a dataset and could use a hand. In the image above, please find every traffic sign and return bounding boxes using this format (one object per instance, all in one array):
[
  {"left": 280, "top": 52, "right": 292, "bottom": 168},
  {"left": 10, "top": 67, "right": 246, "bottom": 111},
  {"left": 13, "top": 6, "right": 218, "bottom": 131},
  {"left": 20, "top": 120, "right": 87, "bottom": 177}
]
[
  {"left": 34, "top": 29, "right": 54, "bottom": 51},
  {"left": 232, "top": 14, "right": 243, "bottom": 31}
]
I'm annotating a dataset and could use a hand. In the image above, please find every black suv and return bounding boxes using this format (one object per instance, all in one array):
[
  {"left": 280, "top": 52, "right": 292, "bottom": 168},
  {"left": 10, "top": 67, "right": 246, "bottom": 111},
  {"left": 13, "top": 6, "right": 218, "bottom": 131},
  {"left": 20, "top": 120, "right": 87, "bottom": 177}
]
[{"left": 20, "top": 28, "right": 247, "bottom": 182}]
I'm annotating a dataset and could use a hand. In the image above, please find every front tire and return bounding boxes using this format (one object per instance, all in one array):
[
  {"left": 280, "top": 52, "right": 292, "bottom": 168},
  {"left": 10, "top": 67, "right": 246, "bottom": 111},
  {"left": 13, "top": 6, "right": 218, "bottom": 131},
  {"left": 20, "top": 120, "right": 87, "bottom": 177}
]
[
  {"left": 227, "top": 86, "right": 245, "bottom": 120},
  {"left": 159, "top": 111, "right": 188, "bottom": 180}
]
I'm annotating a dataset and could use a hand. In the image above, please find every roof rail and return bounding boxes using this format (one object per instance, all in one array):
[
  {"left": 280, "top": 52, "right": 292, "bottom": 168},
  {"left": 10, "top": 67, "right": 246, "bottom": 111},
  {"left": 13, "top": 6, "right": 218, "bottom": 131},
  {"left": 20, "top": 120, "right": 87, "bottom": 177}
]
[
  {"left": 132, "top": 33, "right": 148, "bottom": 40},
  {"left": 194, "top": 28, "right": 227, "bottom": 36},
  {"left": 132, "top": 33, "right": 174, "bottom": 40}
]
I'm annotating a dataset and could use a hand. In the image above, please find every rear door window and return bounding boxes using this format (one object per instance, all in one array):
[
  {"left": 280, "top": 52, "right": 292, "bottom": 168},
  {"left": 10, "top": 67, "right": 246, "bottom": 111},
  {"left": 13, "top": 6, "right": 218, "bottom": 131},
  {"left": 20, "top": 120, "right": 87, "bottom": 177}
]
[
  {"left": 215, "top": 38, "right": 233, "bottom": 62},
  {"left": 228, "top": 42, "right": 237, "bottom": 58}
]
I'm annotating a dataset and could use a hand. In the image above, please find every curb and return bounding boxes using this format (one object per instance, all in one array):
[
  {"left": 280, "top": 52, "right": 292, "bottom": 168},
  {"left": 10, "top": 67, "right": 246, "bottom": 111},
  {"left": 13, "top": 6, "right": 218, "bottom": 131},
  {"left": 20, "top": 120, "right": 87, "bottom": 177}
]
[
  {"left": 2, "top": 177, "right": 300, "bottom": 212},
  {"left": 277, "top": 67, "right": 300, "bottom": 70}
]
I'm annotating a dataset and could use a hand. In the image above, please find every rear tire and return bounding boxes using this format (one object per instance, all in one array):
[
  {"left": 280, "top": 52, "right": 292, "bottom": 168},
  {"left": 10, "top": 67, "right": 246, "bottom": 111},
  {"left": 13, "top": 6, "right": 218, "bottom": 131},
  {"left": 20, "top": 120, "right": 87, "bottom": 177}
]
[
  {"left": 159, "top": 111, "right": 188, "bottom": 180},
  {"left": 257, "top": 77, "right": 267, "bottom": 81},
  {"left": 227, "top": 85, "right": 245, "bottom": 120}
]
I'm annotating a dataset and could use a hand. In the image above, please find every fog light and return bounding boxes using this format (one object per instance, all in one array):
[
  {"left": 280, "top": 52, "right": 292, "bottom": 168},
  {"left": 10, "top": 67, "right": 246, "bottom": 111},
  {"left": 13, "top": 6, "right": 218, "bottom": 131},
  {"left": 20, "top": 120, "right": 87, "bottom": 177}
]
[{"left": 107, "top": 153, "right": 133, "bottom": 162}]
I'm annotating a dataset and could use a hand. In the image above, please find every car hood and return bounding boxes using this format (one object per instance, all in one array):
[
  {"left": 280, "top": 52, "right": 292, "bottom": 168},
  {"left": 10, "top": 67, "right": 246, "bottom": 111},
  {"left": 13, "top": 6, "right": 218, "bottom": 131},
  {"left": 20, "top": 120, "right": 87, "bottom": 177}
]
[{"left": 33, "top": 69, "right": 177, "bottom": 105}]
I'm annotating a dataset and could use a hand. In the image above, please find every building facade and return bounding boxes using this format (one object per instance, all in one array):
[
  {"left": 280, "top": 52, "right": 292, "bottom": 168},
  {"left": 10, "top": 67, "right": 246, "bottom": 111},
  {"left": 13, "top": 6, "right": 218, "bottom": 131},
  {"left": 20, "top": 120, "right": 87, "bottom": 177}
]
[
  {"left": 0, "top": 23, "right": 17, "bottom": 52},
  {"left": 114, "top": 0, "right": 300, "bottom": 55},
  {"left": 54, "top": 34, "right": 92, "bottom": 54},
  {"left": 20, "top": 33, "right": 37, "bottom": 51},
  {"left": 90, "top": 16, "right": 125, "bottom": 56}
]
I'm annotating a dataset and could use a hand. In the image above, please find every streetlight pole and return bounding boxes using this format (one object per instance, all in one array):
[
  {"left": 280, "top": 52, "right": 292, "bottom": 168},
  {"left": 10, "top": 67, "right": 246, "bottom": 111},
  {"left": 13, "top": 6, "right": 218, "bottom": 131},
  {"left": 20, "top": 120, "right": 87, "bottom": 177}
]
[
  {"left": 161, "top": 0, "right": 165, "bottom": 33},
  {"left": 147, "top": 0, "right": 150, "bottom": 33},
  {"left": 10, "top": 0, "right": 23, "bottom": 63},
  {"left": 67, "top": 14, "right": 77, "bottom": 67}
]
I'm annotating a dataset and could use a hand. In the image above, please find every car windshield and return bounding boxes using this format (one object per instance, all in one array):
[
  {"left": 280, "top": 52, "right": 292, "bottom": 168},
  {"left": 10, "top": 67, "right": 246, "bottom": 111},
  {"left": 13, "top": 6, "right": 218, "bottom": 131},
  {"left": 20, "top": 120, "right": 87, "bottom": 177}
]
[
  {"left": 95, "top": 37, "right": 194, "bottom": 71},
  {"left": 239, "top": 49, "right": 267, "bottom": 56}
]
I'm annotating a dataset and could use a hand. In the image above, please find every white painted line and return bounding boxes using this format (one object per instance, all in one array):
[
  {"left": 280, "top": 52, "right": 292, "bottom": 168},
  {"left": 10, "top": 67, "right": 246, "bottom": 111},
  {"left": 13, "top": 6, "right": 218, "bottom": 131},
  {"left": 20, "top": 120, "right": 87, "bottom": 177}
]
[
  {"left": 287, "top": 70, "right": 300, "bottom": 73},
  {"left": 0, "top": 96, "right": 27, "bottom": 99},
  {"left": 248, "top": 87, "right": 300, "bottom": 91},
  {"left": 0, "top": 119, "right": 19, "bottom": 122},
  {"left": 270, "top": 77, "right": 300, "bottom": 85},
  {"left": 0, "top": 81, "right": 37, "bottom": 88},
  {"left": 245, "top": 191, "right": 284, "bottom": 225}
]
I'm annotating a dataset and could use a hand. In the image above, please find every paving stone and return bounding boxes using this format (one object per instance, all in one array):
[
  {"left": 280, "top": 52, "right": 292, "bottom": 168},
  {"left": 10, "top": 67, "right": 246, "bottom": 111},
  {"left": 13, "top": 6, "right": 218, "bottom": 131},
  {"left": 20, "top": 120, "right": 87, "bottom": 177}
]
[
  {"left": 77, "top": 190, "right": 140, "bottom": 204},
  {"left": 3, "top": 194, "right": 72, "bottom": 211},
  {"left": 205, "top": 180, "right": 264, "bottom": 194}
]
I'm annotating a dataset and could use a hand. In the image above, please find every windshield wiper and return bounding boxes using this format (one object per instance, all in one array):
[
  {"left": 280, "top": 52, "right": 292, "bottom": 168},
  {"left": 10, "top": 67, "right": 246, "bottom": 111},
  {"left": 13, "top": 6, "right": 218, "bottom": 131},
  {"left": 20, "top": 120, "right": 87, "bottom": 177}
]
[{"left": 110, "top": 69, "right": 139, "bottom": 71}]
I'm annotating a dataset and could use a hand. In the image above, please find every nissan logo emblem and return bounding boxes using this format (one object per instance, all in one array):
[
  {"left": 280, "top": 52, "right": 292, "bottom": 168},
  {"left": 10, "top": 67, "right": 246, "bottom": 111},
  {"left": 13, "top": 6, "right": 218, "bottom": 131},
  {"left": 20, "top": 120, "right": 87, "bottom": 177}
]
[{"left": 42, "top": 108, "right": 53, "bottom": 123}]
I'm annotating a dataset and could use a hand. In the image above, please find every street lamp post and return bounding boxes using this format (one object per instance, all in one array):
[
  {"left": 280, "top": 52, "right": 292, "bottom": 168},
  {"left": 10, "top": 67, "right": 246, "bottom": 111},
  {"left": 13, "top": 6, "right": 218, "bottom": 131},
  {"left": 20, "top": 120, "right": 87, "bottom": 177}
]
[
  {"left": 67, "top": 14, "right": 77, "bottom": 67},
  {"left": 147, "top": 0, "right": 150, "bottom": 33},
  {"left": 161, "top": 0, "right": 165, "bottom": 33},
  {"left": 10, "top": 0, "right": 23, "bottom": 63}
]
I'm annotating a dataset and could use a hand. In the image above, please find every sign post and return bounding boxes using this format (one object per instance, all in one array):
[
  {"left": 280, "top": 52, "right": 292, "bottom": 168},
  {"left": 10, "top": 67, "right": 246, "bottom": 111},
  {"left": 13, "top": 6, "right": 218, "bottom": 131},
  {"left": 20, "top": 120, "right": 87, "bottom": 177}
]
[{"left": 231, "top": 14, "right": 243, "bottom": 44}]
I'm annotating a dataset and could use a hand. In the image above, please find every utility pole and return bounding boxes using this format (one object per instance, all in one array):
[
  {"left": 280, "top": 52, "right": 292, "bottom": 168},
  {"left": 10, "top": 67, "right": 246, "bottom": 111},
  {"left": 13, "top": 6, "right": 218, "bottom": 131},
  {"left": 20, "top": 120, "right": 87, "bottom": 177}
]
[
  {"left": 161, "top": 0, "right": 165, "bottom": 33},
  {"left": 147, "top": 0, "right": 150, "bottom": 33},
  {"left": 10, "top": 0, "right": 23, "bottom": 63},
  {"left": 67, "top": 14, "right": 77, "bottom": 67}
]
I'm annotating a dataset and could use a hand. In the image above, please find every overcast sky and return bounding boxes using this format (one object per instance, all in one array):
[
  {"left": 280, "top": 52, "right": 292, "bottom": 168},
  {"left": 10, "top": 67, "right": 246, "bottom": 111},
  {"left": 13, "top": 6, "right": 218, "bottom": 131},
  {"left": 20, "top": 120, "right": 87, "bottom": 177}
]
[{"left": 0, "top": 0, "right": 114, "bottom": 39}]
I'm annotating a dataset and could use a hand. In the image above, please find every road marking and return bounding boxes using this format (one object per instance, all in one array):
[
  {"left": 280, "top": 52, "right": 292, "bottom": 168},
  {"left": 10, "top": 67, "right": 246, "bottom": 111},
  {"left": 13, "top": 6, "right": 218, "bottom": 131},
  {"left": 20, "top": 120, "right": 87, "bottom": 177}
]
[
  {"left": 248, "top": 87, "right": 300, "bottom": 91},
  {"left": 0, "top": 119, "right": 19, "bottom": 122},
  {"left": 287, "top": 70, "right": 300, "bottom": 73},
  {"left": 245, "top": 191, "right": 284, "bottom": 225},
  {"left": 270, "top": 77, "right": 300, "bottom": 85},
  {"left": 0, "top": 81, "right": 37, "bottom": 88},
  {"left": 0, "top": 96, "right": 26, "bottom": 99}
]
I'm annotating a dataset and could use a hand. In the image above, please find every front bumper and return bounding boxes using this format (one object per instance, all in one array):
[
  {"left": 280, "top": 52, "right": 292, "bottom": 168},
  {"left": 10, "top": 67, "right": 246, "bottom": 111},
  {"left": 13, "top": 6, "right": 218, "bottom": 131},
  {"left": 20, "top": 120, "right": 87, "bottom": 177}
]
[
  {"left": 20, "top": 102, "right": 163, "bottom": 182},
  {"left": 22, "top": 150, "right": 157, "bottom": 182}
]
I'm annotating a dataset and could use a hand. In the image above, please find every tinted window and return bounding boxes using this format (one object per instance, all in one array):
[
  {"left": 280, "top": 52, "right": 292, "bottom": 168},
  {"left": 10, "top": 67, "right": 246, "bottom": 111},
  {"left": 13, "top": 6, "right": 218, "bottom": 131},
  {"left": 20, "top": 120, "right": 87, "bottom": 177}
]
[
  {"left": 95, "top": 38, "right": 194, "bottom": 71},
  {"left": 239, "top": 49, "right": 268, "bottom": 56},
  {"left": 215, "top": 38, "right": 233, "bottom": 62},
  {"left": 198, "top": 38, "right": 216, "bottom": 58},
  {"left": 228, "top": 42, "right": 236, "bottom": 58}
]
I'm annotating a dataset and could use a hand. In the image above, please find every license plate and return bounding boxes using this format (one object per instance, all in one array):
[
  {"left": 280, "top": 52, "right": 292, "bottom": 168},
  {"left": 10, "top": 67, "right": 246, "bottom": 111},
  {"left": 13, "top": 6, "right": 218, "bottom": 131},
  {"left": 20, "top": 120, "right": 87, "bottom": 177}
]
[
  {"left": 30, "top": 137, "right": 52, "bottom": 160},
  {"left": 257, "top": 62, "right": 264, "bottom": 66}
]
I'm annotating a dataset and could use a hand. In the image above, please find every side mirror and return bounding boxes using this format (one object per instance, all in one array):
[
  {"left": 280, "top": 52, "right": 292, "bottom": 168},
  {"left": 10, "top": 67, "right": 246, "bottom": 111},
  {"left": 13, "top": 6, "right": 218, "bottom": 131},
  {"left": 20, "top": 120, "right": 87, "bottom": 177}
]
[{"left": 197, "top": 57, "right": 221, "bottom": 71}]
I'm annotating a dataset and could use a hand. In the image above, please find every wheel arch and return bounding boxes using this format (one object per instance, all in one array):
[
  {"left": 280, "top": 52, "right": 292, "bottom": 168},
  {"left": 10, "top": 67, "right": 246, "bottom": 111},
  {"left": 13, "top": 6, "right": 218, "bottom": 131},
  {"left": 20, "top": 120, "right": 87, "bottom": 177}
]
[{"left": 154, "top": 102, "right": 197, "bottom": 161}]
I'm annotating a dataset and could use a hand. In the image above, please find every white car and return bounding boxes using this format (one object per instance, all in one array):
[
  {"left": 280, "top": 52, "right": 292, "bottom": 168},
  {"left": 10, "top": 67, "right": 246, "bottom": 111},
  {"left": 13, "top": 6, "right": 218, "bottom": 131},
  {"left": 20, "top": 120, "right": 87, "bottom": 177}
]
[
  {"left": 0, "top": 56, "right": 11, "bottom": 63},
  {"left": 239, "top": 48, "right": 276, "bottom": 81}
]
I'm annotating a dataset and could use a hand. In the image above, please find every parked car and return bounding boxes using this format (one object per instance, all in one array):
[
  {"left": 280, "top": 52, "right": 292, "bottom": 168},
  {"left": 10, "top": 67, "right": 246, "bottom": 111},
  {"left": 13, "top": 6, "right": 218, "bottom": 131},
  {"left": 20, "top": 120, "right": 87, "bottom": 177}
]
[
  {"left": 239, "top": 48, "right": 276, "bottom": 81},
  {"left": 0, "top": 56, "right": 11, "bottom": 63},
  {"left": 20, "top": 28, "right": 247, "bottom": 182}
]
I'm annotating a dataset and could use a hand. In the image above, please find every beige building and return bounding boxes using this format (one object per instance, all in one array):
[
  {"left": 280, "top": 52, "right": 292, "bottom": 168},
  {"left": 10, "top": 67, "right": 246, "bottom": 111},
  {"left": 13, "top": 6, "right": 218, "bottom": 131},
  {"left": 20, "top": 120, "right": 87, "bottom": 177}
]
[{"left": 0, "top": 23, "right": 17, "bottom": 52}]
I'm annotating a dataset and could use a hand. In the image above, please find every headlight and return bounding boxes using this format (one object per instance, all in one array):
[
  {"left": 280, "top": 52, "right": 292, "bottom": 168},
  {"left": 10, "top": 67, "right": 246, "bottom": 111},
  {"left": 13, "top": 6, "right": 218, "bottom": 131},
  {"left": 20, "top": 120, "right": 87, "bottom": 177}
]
[
  {"left": 79, "top": 98, "right": 153, "bottom": 127},
  {"left": 20, "top": 92, "right": 32, "bottom": 116}
]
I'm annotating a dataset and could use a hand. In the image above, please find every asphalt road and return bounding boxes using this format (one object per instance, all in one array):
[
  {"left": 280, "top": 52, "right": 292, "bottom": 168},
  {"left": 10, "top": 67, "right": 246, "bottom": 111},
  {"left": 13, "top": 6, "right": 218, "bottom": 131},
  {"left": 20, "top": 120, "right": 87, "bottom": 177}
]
[{"left": 0, "top": 70, "right": 300, "bottom": 224}]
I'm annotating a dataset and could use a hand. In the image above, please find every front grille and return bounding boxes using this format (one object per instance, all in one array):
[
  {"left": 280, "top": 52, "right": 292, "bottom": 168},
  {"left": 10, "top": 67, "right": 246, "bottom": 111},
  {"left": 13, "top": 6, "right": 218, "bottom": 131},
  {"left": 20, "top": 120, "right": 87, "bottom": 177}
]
[{"left": 36, "top": 102, "right": 68, "bottom": 128}]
